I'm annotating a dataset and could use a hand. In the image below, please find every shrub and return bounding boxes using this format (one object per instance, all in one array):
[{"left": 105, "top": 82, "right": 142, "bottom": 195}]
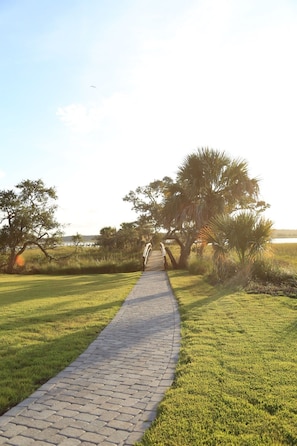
[
  {"left": 247, "top": 259, "right": 297, "bottom": 297},
  {"left": 117, "top": 260, "right": 141, "bottom": 273},
  {"left": 207, "top": 258, "right": 238, "bottom": 284},
  {"left": 188, "top": 256, "right": 211, "bottom": 275},
  {"left": 251, "top": 259, "right": 297, "bottom": 286}
]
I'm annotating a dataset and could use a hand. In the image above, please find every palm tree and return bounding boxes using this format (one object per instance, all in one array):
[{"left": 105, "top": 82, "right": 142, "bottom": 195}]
[
  {"left": 200, "top": 212, "right": 273, "bottom": 277},
  {"left": 124, "top": 148, "right": 269, "bottom": 269},
  {"left": 177, "top": 148, "right": 261, "bottom": 221},
  {"left": 163, "top": 148, "right": 264, "bottom": 267}
]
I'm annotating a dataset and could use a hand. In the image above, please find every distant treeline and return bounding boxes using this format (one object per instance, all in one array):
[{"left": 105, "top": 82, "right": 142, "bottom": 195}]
[
  {"left": 63, "top": 235, "right": 96, "bottom": 244},
  {"left": 62, "top": 230, "right": 297, "bottom": 244}
]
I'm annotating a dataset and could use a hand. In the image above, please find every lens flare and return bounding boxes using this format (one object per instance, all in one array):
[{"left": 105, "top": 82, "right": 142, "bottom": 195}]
[{"left": 15, "top": 255, "right": 25, "bottom": 267}]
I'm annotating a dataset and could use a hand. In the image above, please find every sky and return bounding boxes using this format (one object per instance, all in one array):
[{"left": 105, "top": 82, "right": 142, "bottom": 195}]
[{"left": 1, "top": 0, "right": 297, "bottom": 235}]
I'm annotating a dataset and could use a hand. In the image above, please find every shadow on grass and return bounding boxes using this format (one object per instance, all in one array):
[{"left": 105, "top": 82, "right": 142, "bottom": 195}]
[
  {"left": 0, "top": 298, "right": 125, "bottom": 332},
  {"left": 179, "top": 288, "right": 230, "bottom": 317},
  {"left": 0, "top": 273, "right": 139, "bottom": 304},
  {"left": 0, "top": 303, "right": 177, "bottom": 416},
  {"left": 0, "top": 292, "right": 131, "bottom": 415},
  {"left": 0, "top": 271, "right": 178, "bottom": 417},
  {"left": 0, "top": 273, "right": 142, "bottom": 414},
  {"left": 282, "top": 318, "right": 297, "bottom": 339},
  {"left": 0, "top": 327, "right": 105, "bottom": 415},
  {"left": 169, "top": 270, "right": 229, "bottom": 312}
]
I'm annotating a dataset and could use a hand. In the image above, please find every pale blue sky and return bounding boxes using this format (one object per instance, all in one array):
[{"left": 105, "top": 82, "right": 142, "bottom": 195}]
[{"left": 1, "top": 0, "right": 297, "bottom": 235}]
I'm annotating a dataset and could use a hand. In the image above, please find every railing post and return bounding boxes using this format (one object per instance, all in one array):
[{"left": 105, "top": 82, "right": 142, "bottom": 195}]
[
  {"left": 160, "top": 242, "right": 167, "bottom": 270},
  {"left": 142, "top": 242, "right": 152, "bottom": 270}
]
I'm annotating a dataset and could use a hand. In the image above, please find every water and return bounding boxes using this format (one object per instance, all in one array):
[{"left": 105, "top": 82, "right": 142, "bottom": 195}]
[{"left": 271, "top": 238, "right": 297, "bottom": 244}]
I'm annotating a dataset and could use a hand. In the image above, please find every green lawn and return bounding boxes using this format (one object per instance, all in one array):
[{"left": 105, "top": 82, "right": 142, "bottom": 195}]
[
  {"left": 0, "top": 273, "right": 140, "bottom": 415},
  {"left": 137, "top": 271, "right": 297, "bottom": 446},
  {"left": 1, "top": 262, "right": 297, "bottom": 445}
]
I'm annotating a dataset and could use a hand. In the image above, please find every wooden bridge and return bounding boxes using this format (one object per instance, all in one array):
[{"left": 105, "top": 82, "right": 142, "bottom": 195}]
[{"left": 142, "top": 243, "right": 167, "bottom": 271}]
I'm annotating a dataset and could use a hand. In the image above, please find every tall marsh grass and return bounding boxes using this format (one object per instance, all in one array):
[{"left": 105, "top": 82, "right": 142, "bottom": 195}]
[
  {"left": 271, "top": 243, "right": 297, "bottom": 270},
  {"left": 16, "top": 246, "right": 142, "bottom": 274}
]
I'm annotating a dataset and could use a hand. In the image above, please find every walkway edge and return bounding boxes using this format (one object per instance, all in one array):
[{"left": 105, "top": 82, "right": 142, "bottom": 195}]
[{"left": 0, "top": 270, "right": 180, "bottom": 446}]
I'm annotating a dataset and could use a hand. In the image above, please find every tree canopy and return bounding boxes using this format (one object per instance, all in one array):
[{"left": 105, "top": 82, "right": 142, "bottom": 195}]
[
  {"left": 95, "top": 221, "right": 152, "bottom": 252},
  {"left": 0, "top": 179, "right": 62, "bottom": 273},
  {"left": 124, "top": 148, "right": 269, "bottom": 268}
]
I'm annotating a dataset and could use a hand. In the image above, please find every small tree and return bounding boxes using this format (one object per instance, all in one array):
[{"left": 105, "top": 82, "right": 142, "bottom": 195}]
[
  {"left": 95, "top": 227, "right": 117, "bottom": 251},
  {"left": 200, "top": 211, "right": 273, "bottom": 279},
  {"left": 116, "top": 222, "right": 143, "bottom": 251},
  {"left": 95, "top": 222, "right": 152, "bottom": 253},
  {"left": 0, "top": 179, "right": 62, "bottom": 273},
  {"left": 72, "top": 233, "right": 83, "bottom": 247}
]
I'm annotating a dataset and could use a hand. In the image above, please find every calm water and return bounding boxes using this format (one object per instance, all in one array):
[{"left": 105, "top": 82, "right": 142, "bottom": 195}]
[{"left": 271, "top": 238, "right": 297, "bottom": 243}]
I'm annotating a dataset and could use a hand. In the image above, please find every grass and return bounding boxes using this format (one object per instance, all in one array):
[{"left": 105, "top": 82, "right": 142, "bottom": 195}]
[
  {"left": 12, "top": 245, "right": 142, "bottom": 274},
  {"left": 271, "top": 243, "right": 297, "bottom": 270},
  {"left": 0, "top": 272, "right": 140, "bottom": 415},
  {"left": 1, "top": 244, "right": 297, "bottom": 444},
  {"left": 137, "top": 271, "right": 297, "bottom": 445}
]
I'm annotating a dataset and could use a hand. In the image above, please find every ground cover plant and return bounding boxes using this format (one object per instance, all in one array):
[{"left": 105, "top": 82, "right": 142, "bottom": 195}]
[
  {"left": 137, "top": 270, "right": 297, "bottom": 445},
  {"left": 0, "top": 272, "right": 140, "bottom": 415}
]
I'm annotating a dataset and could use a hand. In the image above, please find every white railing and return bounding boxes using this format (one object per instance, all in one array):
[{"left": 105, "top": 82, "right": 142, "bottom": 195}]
[
  {"left": 160, "top": 242, "right": 167, "bottom": 269},
  {"left": 142, "top": 242, "right": 152, "bottom": 270}
]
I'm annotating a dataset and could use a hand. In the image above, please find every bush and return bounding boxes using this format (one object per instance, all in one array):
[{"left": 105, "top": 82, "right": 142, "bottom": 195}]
[
  {"left": 117, "top": 260, "right": 141, "bottom": 273},
  {"left": 188, "top": 256, "right": 211, "bottom": 275},
  {"left": 207, "top": 259, "right": 238, "bottom": 284},
  {"left": 247, "top": 259, "right": 297, "bottom": 297},
  {"left": 251, "top": 259, "right": 297, "bottom": 286}
]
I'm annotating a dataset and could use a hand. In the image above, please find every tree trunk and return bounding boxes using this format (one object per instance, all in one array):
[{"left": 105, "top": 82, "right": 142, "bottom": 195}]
[
  {"left": 7, "top": 249, "right": 16, "bottom": 274},
  {"left": 177, "top": 241, "right": 193, "bottom": 269},
  {"left": 165, "top": 247, "right": 178, "bottom": 269}
]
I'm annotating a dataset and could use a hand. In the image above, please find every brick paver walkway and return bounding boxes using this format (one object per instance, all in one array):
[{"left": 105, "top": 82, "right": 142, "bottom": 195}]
[{"left": 0, "top": 251, "right": 180, "bottom": 445}]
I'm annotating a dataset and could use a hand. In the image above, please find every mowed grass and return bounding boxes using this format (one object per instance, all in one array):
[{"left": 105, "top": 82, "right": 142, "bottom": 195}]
[
  {"left": 1, "top": 244, "right": 297, "bottom": 444},
  {"left": 137, "top": 271, "right": 297, "bottom": 446},
  {"left": 0, "top": 273, "right": 140, "bottom": 415}
]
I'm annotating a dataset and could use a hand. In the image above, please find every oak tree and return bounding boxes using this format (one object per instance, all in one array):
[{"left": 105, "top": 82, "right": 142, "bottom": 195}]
[{"left": 0, "top": 179, "right": 62, "bottom": 273}]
